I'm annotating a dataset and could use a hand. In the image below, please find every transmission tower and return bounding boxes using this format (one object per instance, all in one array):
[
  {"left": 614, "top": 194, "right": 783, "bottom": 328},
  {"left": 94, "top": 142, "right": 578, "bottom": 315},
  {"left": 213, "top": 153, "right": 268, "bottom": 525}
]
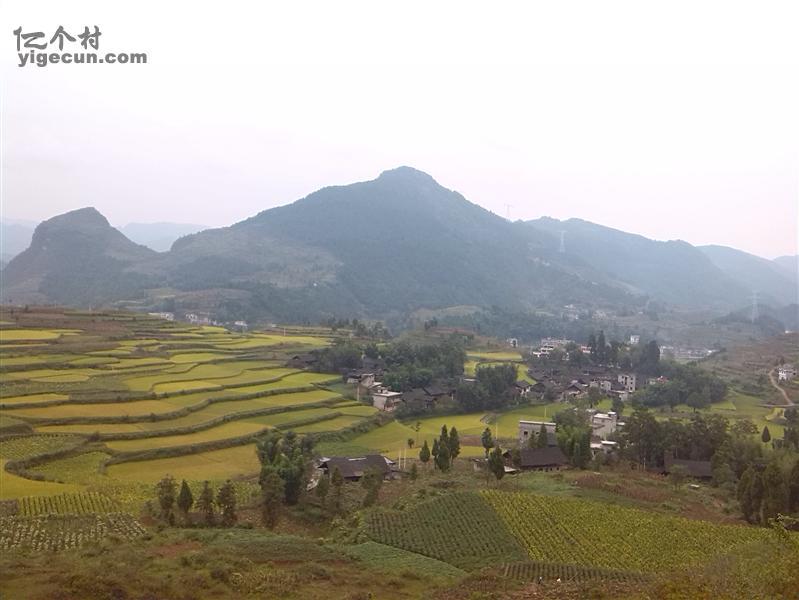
[{"left": 559, "top": 230, "right": 566, "bottom": 253}]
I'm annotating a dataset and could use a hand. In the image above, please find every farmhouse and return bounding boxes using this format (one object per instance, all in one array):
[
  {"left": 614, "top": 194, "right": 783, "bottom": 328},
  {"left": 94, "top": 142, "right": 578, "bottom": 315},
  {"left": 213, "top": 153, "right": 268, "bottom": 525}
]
[
  {"left": 617, "top": 373, "right": 637, "bottom": 392},
  {"left": 518, "top": 420, "right": 557, "bottom": 445},
  {"left": 663, "top": 456, "right": 713, "bottom": 480},
  {"left": 318, "top": 455, "right": 394, "bottom": 481},
  {"left": 590, "top": 411, "right": 619, "bottom": 440},
  {"left": 371, "top": 386, "right": 403, "bottom": 411},
  {"left": 590, "top": 440, "right": 618, "bottom": 456},
  {"left": 515, "top": 447, "right": 569, "bottom": 471},
  {"left": 287, "top": 353, "right": 318, "bottom": 369},
  {"left": 778, "top": 364, "right": 797, "bottom": 381},
  {"left": 513, "top": 380, "right": 532, "bottom": 397}
]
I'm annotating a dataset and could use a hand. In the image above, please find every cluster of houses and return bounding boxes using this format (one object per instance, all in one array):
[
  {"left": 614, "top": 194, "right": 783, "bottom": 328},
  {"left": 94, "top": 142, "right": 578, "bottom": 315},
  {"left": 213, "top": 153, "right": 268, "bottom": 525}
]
[{"left": 532, "top": 367, "right": 640, "bottom": 403}]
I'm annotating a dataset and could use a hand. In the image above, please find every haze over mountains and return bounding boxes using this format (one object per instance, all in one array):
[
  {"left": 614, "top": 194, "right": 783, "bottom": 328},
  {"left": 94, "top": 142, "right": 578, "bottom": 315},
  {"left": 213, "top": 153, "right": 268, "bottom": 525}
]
[{"left": 2, "top": 167, "right": 796, "bottom": 324}]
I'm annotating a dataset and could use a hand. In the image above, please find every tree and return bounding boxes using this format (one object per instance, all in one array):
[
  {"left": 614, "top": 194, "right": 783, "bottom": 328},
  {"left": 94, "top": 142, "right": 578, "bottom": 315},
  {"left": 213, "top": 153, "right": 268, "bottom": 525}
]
[
  {"left": 537, "top": 423, "right": 548, "bottom": 448},
  {"left": 331, "top": 466, "right": 344, "bottom": 511},
  {"left": 419, "top": 440, "right": 431, "bottom": 467},
  {"left": 431, "top": 439, "right": 440, "bottom": 468},
  {"left": 407, "top": 438, "right": 415, "bottom": 449},
  {"left": 448, "top": 426, "right": 461, "bottom": 461},
  {"left": 668, "top": 464, "right": 688, "bottom": 489},
  {"left": 481, "top": 427, "right": 494, "bottom": 458},
  {"left": 156, "top": 475, "right": 177, "bottom": 524},
  {"left": 762, "top": 426, "right": 771, "bottom": 444},
  {"left": 435, "top": 442, "right": 451, "bottom": 472},
  {"left": 761, "top": 462, "right": 788, "bottom": 523},
  {"left": 176, "top": 479, "right": 193, "bottom": 523},
  {"left": 216, "top": 480, "right": 237, "bottom": 527},
  {"left": 488, "top": 445, "right": 505, "bottom": 483},
  {"left": 788, "top": 460, "right": 799, "bottom": 513},
  {"left": 261, "top": 465, "right": 285, "bottom": 527},
  {"left": 361, "top": 468, "right": 383, "bottom": 507},
  {"left": 198, "top": 481, "right": 215, "bottom": 526},
  {"left": 737, "top": 467, "right": 755, "bottom": 522},
  {"left": 409, "top": 462, "right": 418, "bottom": 481},
  {"left": 611, "top": 396, "right": 624, "bottom": 417},
  {"left": 315, "top": 472, "right": 330, "bottom": 504}
]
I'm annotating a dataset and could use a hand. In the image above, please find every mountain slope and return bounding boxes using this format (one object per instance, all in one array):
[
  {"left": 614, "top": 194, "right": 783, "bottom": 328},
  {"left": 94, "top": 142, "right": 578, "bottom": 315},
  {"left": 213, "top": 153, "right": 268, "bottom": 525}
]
[
  {"left": 699, "top": 245, "right": 796, "bottom": 306},
  {"left": 525, "top": 217, "right": 752, "bottom": 309},
  {"left": 163, "top": 167, "right": 631, "bottom": 317},
  {"left": 1, "top": 208, "right": 157, "bottom": 305}
]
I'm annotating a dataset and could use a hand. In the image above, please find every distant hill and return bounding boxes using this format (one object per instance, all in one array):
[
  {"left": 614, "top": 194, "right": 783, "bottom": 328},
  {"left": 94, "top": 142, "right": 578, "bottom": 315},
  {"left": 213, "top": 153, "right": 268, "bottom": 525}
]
[
  {"left": 2, "top": 208, "right": 157, "bottom": 305},
  {"left": 525, "top": 217, "right": 753, "bottom": 310},
  {"left": 698, "top": 245, "right": 796, "bottom": 306},
  {"left": 0, "top": 220, "right": 35, "bottom": 264},
  {"left": 2, "top": 168, "right": 790, "bottom": 322},
  {"left": 119, "top": 222, "right": 210, "bottom": 252}
]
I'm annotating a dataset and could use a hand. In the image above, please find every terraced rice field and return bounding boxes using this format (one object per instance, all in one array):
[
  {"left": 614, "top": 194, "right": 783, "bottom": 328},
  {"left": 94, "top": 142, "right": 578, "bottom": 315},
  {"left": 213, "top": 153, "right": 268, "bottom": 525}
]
[
  {"left": 106, "top": 444, "right": 262, "bottom": 483},
  {"left": 0, "top": 312, "right": 378, "bottom": 512}
]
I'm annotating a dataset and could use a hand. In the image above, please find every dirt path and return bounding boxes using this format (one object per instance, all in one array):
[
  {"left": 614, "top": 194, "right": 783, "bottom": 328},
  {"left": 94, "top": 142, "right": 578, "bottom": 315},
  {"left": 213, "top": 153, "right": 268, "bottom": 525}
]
[{"left": 768, "top": 368, "right": 794, "bottom": 406}]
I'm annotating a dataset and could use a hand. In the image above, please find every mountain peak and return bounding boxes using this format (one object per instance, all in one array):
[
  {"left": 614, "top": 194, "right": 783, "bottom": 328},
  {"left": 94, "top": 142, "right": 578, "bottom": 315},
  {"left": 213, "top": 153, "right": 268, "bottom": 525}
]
[
  {"left": 376, "top": 166, "right": 438, "bottom": 185},
  {"left": 40, "top": 207, "right": 110, "bottom": 230}
]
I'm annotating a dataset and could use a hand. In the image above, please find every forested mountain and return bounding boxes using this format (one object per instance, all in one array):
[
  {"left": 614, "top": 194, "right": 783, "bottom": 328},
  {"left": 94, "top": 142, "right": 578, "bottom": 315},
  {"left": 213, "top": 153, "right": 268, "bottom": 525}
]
[{"left": 2, "top": 168, "right": 794, "bottom": 323}]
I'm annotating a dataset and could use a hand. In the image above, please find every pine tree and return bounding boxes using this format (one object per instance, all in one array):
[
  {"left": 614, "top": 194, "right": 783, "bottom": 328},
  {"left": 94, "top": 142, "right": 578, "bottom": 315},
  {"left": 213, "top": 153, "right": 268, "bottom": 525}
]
[
  {"left": 537, "top": 423, "right": 548, "bottom": 448},
  {"left": 419, "top": 440, "right": 431, "bottom": 466},
  {"left": 737, "top": 467, "right": 755, "bottom": 522},
  {"left": 789, "top": 460, "right": 799, "bottom": 512},
  {"left": 751, "top": 470, "right": 765, "bottom": 524},
  {"left": 198, "top": 481, "right": 215, "bottom": 526},
  {"left": 439, "top": 425, "right": 449, "bottom": 451},
  {"left": 315, "top": 473, "right": 330, "bottom": 505},
  {"left": 435, "top": 442, "right": 451, "bottom": 472},
  {"left": 481, "top": 427, "right": 494, "bottom": 458},
  {"left": 409, "top": 462, "right": 418, "bottom": 481},
  {"left": 176, "top": 479, "right": 193, "bottom": 523},
  {"left": 331, "top": 466, "right": 344, "bottom": 511},
  {"left": 156, "top": 475, "right": 177, "bottom": 524},
  {"left": 361, "top": 468, "right": 383, "bottom": 507},
  {"left": 261, "top": 465, "right": 285, "bottom": 528},
  {"left": 432, "top": 439, "right": 440, "bottom": 469},
  {"left": 488, "top": 445, "right": 505, "bottom": 483},
  {"left": 761, "top": 426, "right": 771, "bottom": 443},
  {"left": 216, "top": 480, "right": 237, "bottom": 527},
  {"left": 761, "top": 462, "right": 788, "bottom": 524},
  {"left": 448, "top": 426, "right": 461, "bottom": 461}
]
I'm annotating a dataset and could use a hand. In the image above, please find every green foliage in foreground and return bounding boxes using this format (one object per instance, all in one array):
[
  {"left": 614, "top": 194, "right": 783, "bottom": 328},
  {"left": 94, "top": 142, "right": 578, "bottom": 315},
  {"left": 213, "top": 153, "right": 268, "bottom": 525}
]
[{"left": 343, "top": 541, "right": 466, "bottom": 580}]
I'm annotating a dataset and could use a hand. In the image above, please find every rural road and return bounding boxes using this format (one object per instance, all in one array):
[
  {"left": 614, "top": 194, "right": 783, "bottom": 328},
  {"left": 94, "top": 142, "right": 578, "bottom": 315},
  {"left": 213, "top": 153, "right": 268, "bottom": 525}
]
[{"left": 768, "top": 368, "right": 794, "bottom": 406}]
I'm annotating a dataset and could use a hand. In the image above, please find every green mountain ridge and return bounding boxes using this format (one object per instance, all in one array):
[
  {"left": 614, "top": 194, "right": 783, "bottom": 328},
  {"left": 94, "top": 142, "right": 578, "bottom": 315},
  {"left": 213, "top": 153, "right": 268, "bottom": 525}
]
[{"left": 2, "top": 168, "right": 794, "bottom": 323}]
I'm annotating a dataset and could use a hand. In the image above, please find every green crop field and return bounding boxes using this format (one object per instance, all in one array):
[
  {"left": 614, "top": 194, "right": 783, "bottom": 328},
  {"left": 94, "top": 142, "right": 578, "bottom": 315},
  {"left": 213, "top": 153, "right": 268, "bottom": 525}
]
[
  {"left": 366, "top": 492, "right": 527, "bottom": 570},
  {"left": 0, "top": 460, "right": 83, "bottom": 499},
  {"left": 344, "top": 542, "right": 466, "bottom": 580},
  {"left": 291, "top": 415, "right": 365, "bottom": 433},
  {"left": 482, "top": 490, "right": 769, "bottom": 573},
  {"left": 0, "top": 434, "right": 84, "bottom": 461}
]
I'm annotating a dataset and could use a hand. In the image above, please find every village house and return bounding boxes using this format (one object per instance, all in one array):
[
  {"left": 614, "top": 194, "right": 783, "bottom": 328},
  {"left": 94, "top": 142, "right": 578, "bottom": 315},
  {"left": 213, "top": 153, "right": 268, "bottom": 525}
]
[
  {"left": 371, "top": 386, "right": 403, "bottom": 411},
  {"left": 513, "top": 380, "right": 532, "bottom": 397},
  {"left": 590, "top": 440, "right": 618, "bottom": 456},
  {"left": 662, "top": 455, "right": 713, "bottom": 480},
  {"left": 287, "top": 353, "right": 318, "bottom": 369},
  {"left": 617, "top": 373, "right": 637, "bottom": 392},
  {"left": 778, "top": 364, "right": 797, "bottom": 381},
  {"left": 518, "top": 420, "right": 557, "bottom": 446},
  {"left": 589, "top": 411, "right": 620, "bottom": 439},
  {"left": 318, "top": 455, "right": 394, "bottom": 481},
  {"left": 513, "top": 447, "right": 569, "bottom": 471}
]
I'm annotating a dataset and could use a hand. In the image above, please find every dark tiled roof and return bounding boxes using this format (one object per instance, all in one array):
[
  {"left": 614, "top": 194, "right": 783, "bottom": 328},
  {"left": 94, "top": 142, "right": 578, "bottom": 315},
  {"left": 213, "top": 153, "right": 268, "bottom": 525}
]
[
  {"left": 322, "top": 455, "right": 390, "bottom": 479},
  {"left": 664, "top": 456, "right": 713, "bottom": 479},
  {"left": 519, "top": 446, "right": 568, "bottom": 468}
]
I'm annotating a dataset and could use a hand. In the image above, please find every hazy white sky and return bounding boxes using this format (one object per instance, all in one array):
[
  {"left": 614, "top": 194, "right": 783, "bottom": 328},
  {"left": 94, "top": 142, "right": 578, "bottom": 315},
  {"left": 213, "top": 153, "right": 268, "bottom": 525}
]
[{"left": 1, "top": 1, "right": 797, "bottom": 259}]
